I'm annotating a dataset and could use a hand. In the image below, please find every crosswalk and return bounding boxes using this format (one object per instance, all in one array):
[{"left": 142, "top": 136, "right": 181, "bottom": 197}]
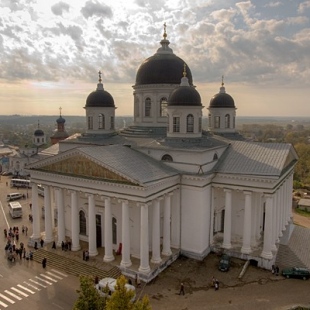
[{"left": 0, "top": 269, "right": 68, "bottom": 309}]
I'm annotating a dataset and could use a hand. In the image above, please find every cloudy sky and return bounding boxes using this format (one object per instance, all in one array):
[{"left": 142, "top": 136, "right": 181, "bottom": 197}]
[{"left": 0, "top": 0, "right": 309, "bottom": 117}]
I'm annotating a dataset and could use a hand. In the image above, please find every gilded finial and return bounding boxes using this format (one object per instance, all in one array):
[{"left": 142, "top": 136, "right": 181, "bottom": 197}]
[
  {"left": 37, "top": 120, "right": 40, "bottom": 128},
  {"left": 183, "top": 63, "right": 187, "bottom": 77},
  {"left": 59, "top": 106, "right": 62, "bottom": 116},
  {"left": 98, "top": 70, "right": 102, "bottom": 83},
  {"left": 221, "top": 75, "right": 224, "bottom": 87},
  {"left": 163, "top": 22, "right": 167, "bottom": 39}
]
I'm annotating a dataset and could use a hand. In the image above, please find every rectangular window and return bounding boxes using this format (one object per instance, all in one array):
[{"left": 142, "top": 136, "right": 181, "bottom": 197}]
[
  {"left": 88, "top": 116, "right": 93, "bottom": 130},
  {"left": 173, "top": 117, "right": 180, "bottom": 132},
  {"left": 110, "top": 116, "right": 114, "bottom": 130}
]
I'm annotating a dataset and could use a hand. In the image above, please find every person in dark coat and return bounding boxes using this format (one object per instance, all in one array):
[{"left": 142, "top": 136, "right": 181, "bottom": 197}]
[
  {"left": 40, "top": 239, "right": 44, "bottom": 248},
  {"left": 34, "top": 241, "right": 38, "bottom": 250},
  {"left": 52, "top": 241, "right": 56, "bottom": 249},
  {"left": 42, "top": 257, "right": 47, "bottom": 268}
]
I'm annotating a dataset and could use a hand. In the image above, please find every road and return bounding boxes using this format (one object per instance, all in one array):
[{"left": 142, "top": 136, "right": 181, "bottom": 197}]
[{"left": 0, "top": 176, "right": 79, "bottom": 310}]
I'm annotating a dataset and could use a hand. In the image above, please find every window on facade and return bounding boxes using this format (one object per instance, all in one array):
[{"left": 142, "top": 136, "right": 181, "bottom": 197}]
[
  {"left": 145, "top": 98, "right": 151, "bottom": 117},
  {"left": 214, "top": 116, "right": 220, "bottom": 128},
  {"left": 213, "top": 153, "right": 218, "bottom": 160},
  {"left": 161, "top": 154, "right": 173, "bottom": 162},
  {"left": 37, "top": 138, "right": 40, "bottom": 143},
  {"left": 198, "top": 117, "right": 202, "bottom": 132},
  {"left": 225, "top": 114, "right": 230, "bottom": 128},
  {"left": 208, "top": 114, "right": 212, "bottom": 127},
  {"left": 233, "top": 117, "right": 235, "bottom": 128},
  {"left": 88, "top": 116, "right": 93, "bottom": 130},
  {"left": 110, "top": 116, "right": 114, "bottom": 129},
  {"left": 112, "top": 217, "right": 117, "bottom": 244},
  {"left": 173, "top": 117, "right": 180, "bottom": 132},
  {"left": 187, "top": 114, "right": 194, "bottom": 133},
  {"left": 79, "top": 210, "right": 86, "bottom": 235},
  {"left": 98, "top": 114, "right": 105, "bottom": 129},
  {"left": 160, "top": 97, "right": 167, "bottom": 117},
  {"left": 135, "top": 98, "right": 140, "bottom": 117}
]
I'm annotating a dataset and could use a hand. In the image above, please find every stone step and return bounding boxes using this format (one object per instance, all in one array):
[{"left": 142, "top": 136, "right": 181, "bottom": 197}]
[{"left": 33, "top": 249, "right": 122, "bottom": 280}]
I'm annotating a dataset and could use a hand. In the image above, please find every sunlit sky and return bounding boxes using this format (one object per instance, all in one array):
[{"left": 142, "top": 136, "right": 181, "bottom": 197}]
[{"left": 0, "top": 0, "right": 310, "bottom": 117}]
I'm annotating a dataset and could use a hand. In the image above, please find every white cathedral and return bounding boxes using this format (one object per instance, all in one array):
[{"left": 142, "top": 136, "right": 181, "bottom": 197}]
[{"left": 26, "top": 28, "right": 297, "bottom": 282}]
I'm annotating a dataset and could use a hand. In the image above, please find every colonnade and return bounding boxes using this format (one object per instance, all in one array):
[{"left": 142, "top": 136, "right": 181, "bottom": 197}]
[
  {"left": 30, "top": 183, "right": 175, "bottom": 274},
  {"left": 220, "top": 173, "right": 293, "bottom": 260}
]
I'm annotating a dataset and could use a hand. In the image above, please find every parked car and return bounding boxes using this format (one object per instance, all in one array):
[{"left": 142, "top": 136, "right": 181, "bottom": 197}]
[
  {"left": 218, "top": 254, "right": 231, "bottom": 272},
  {"left": 282, "top": 267, "right": 310, "bottom": 280},
  {"left": 95, "top": 277, "right": 136, "bottom": 301}
]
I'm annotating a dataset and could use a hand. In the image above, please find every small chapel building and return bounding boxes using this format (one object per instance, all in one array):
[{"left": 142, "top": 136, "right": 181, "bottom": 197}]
[{"left": 26, "top": 27, "right": 298, "bottom": 282}]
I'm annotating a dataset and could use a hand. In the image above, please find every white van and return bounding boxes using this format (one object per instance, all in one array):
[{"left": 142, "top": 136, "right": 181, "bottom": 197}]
[
  {"left": 7, "top": 193, "right": 23, "bottom": 201},
  {"left": 8, "top": 201, "right": 23, "bottom": 218},
  {"left": 95, "top": 278, "right": 136, "bottom": 301}
]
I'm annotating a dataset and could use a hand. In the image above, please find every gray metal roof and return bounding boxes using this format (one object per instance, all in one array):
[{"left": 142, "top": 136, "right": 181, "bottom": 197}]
[
  {"left": 214, "top": 141, "right": 297, "bottom": 177},
  {"left": 78, "top": 145, "right": 178, "bottom": 184}
]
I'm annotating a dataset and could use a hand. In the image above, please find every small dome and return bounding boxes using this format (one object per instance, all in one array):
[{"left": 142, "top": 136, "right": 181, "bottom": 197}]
[
  {"left": 168, "top": 77, "right": 202, "bottom": 106},
  {"left": 57, "top": 116, "right": 65, "bottom": 124},
  {"left": 209, "top": 84, "right": 235, "bottom": 108},
  {"left": 34, "top": 129, "right": 44, "bottom": 136},
  {"left": 86, "top": 88, "right": 115, "bottom": 108}
]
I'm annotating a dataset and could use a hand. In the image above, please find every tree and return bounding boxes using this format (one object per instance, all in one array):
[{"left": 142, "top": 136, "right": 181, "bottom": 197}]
[
  {"left": 105, "top": 275, "right": 152, "bottom": 310},
  {"left": 73, "top": 275, "right": 106, "bottom": 310}
]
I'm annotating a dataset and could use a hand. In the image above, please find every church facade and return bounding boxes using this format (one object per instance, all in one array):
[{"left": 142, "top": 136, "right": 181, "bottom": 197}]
[{"left": 26, "top": 28, "right": 297, "bottom": 282}]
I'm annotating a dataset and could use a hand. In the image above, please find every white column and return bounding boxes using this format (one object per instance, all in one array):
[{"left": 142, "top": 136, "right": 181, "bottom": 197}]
[
  {"left": 139, "top": 204, "right": 151, "bottom": 273},
  {"left": 31, "top": 183, "right": 41, "bottom": 239},
  {"left": 223, "top": 189, "right": 232, "bottom": 249},
  {"left": 104, "top": 197, "right": 114, "bottom": 262},
  {"left": 288, "top": 174, "right": 293, "bottom": 219},
  {"left": 171, "top": 189, "right": 180, "bottom": 248},
  {"left": 271, "top": 192, "right": 277, "bottom": 250},
  {"left": 151, "top": 198, "right": 162, "bottom": 263},
  {"left": 261, "top": 194, "right": 273, "bottom": 259},
  {"left": 275, "top": 190, "right": 280, "bottom": 242},
  {"left": 121, "top": 200, "right": 132, "bottom": 267},
  {"left": 210, "top": 187, "right": 215, "bottom": 245},
  {"left": 71, "top": 190, "right": 80, "bottom": 251},
  {"left": 88, "top": 194, "right": 98, "bottom": 256},
  {"left": 44, "top": 185, "right": 53, "bottom": 242},
  {"left": 241, "top": 191, "right": 252, "bottom": 254},
  {"left": 162, "top": 193, "right": 172, "bottom": 256},
  {"left": 56, "top": 188, "right": 65, "bottom": 246}
]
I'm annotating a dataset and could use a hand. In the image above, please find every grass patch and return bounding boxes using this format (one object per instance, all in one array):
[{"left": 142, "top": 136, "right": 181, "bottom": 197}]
[{"left": 295, "top": 208, "right": 310, "bottom": 217}]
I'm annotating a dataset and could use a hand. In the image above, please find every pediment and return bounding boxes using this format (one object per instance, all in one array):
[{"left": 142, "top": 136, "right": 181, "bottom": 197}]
[{"left": 37, "top": 154, "right": 138, "bottom": 185}]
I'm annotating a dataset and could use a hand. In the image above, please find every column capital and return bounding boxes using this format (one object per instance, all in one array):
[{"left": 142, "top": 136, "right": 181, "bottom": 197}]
[
  {"left": 100, "top": 196, "right": 111, "bottom": 202},
  {"left": 243, "top": 190, "right": 252, "bottom": 196},
  {"left": 224, "top": 188, "right": 232, "bottom": 193},
  {"left": 118, "top": 198, "right": 128, "bottom": 204}
]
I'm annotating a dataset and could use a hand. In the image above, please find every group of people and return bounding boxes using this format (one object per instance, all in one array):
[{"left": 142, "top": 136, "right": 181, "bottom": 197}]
[
  {"left": 82, "top": 250, "right": 90, "bottom": 261},
  {"left": 272, "top": 265, "right": 280, "bottom": 276},
  {"left": 61, "top": 240, "right": 72, "bottom": 251},
  {"left": 4, "top": 226, "right": 20, "bottom": 242}
]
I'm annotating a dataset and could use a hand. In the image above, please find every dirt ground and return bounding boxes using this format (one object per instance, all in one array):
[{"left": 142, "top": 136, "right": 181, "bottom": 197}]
[{"left": 138, "top": 211, "right": 310, "bottom": 310}]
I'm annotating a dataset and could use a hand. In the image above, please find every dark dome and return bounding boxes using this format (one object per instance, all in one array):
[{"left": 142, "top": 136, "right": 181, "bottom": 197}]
[
  {"left": 135, "top": 54, "right": 193, "bottom": 86},
  {"left": 168, "top": 80, "right": 202, "bottom": 106},
  {"left": 56, "top": 116, "right": 65, "bottom": 124},
  {"left": 209, "top": 91, "right": 235, "bottom": 108},
  {"left": 34, "top": 129, "right": 44, "bottom": 136},
  {"left": 86, "top": 88, "right": 115, "bottom": 108}
]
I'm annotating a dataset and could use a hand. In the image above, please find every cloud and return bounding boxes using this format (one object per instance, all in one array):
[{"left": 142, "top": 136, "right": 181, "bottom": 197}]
[
  {"left": 298, "top": 1, "right": 310, "bottom": 13},
  {"left": 80, "top": 1, "right": 113, "bottom": 19},
  {"left": 51, "top": 2, "right": 70, "bottom": 16}
]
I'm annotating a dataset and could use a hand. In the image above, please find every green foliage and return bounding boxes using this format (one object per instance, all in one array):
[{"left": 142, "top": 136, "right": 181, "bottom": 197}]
[
  {"left": 294, "top": 143, "right": 310, "bottom": 186},
  {"left": 295, "top": 208, "right": 310, "bottom": 217},
  {"left": 73, "top": 276, "right": 106, "bottom": 310}
]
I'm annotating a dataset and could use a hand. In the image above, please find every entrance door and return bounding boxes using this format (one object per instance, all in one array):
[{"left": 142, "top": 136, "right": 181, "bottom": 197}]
[{"left": 96, "top": 214, "right": 102, "bottom": 248}]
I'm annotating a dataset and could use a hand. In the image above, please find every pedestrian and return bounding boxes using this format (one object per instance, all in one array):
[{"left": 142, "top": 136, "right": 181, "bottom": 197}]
[
  {"left": 19, "top": 248, "right": 22, "bottom": 259},
  {"left": 214, "top": 279, "right": 219, "bottom": 291},
  {"left": 52, "top": 241, "right": 56, "bottom": 249},
  {"left": 61, "top": 241, "right": 65, "bottom": 251},
  {"left": 211, "top": 276, "right": 216, "bottom": 287},
  {"left": 22, "top": 225, "right": 25, "bottom": 234},
  {"left": 179, "top": 282, "right": 185, "bottom": 295},
  {"left": 85, "top": 250, "right": 89, "bottom": 261},
  {"left": 34, "top": 241, "right": 38, "bottom": 250},
  {"left": 42, "top": 257, "right": 47, "bottom": 268},
  {"left": 25, "top": 226, "right": 28, "bottom": 236},
  {"left": 40, "top": 238, "right": 44, "bottom": 248},
  {"left": 29, "top": 203, "right": 32, "bottom": 209},
  {"left": 275, "top": 266, "right": 279, "bottom": 276},
  {"left": 23, "top": 248, "right": 26, "bottom": 259},
  {"left": 82, "top": 250, "right": 85, "bottom": 261},
  {"left": 94, "top": 275, "right": 99, "bottom": 285}
]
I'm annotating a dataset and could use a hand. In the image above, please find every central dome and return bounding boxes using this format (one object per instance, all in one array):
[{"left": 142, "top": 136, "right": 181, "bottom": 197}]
[
  {"left": 136, "top": 54, "right": 193, "bottom": 86},
  {"left": 135, "top": 29, "right": 193, "bottom": 86}
]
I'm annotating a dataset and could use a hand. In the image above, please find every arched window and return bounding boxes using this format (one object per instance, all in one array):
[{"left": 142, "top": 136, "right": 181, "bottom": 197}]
[
  {"left": 208, "top": 114, "right": 212, "bottom": 128},
  {"left": 225, "top": 114, "right": 230, "bottom": 128},
  {"left": 173, "top": 117, "right": 180, "bottom": 132},
  {"left": 160, "top": 97, "right": 167, "bottom": 117},
  {"left": 187, "top": 114, "right": 194, "bottom": 133},
  {"left": 145, "top": 98, "right": 151, "bottom": 117},
  {"left": 213, "top": 153, "right": 218, "bottom": 160},
  {"left": 110, "top": 116, "right": 114, "bottom": 129},
  {"left": 79, "top": 210, "right": 86, "bottom": 235},
  {"left": 112, "top": 217, "right": 117, "bottom": 244},
  {"left": 161, "top": 154, "right": 173, "bottom": 162},
  {"left": 214, "top": 116, "right": 220, "bottom": 128},
  {"left": 98, "top": 114, "right": 105, "bottom": 129},
  {"left": 88, "top": 116, "right": 93, "bottom": 130}
]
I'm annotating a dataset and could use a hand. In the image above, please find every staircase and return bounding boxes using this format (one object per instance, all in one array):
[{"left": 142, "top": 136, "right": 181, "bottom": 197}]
[
  {"left": 33, "top": 248, "right": 122, "bottom": 280},
  {"left": 276, "top": 225, "right": 310, "bottom": 270}
]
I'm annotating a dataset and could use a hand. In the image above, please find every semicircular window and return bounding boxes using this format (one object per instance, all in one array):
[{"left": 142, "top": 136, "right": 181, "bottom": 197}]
[
  {"left": 213, "top": 153, "right": 218, "bottom": 161},
  {"left": 161, "top": 154, "right": 173, "bottom": 162}
]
